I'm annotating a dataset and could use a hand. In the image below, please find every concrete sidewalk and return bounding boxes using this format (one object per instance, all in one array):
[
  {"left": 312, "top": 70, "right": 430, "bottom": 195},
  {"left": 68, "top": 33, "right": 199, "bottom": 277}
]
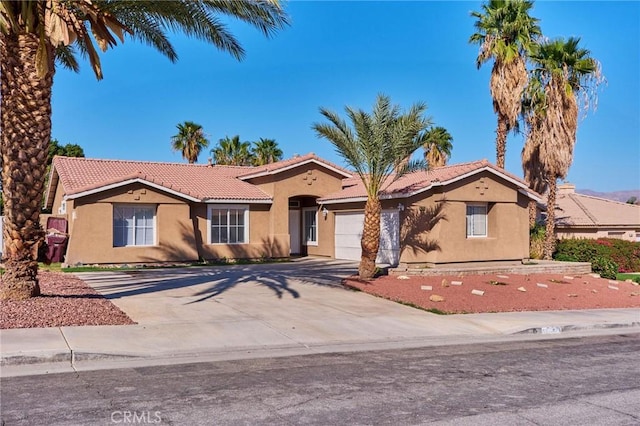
[{"left": 2, "top": 259, "right": 639, "bottom": 376}]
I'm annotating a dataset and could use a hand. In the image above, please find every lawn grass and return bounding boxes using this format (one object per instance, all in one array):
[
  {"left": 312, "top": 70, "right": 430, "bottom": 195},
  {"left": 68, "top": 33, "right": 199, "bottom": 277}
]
[{"left": 616, "top": 272, "right": 640, "bottom": 283}]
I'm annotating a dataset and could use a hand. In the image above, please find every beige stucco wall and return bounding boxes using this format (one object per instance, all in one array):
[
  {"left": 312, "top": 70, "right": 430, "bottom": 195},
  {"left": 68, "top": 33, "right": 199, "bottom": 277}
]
[
  {"left": 248, "top": 163, "right": 346, "bottom": 258},
  {"left": 61, "top": 183, "right": 199, "bottom": 265},
  {"left": 398, "top": 173, "right": 530, "bottom": 265},
  {"left": 557, "top": 227, "right": 639, "bottom": 242}
]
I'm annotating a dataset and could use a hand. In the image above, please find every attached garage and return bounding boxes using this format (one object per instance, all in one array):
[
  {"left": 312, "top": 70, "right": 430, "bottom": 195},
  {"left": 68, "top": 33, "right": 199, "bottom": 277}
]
[{"left": 334, "top": 210, "right": 400, "bottom": 265}]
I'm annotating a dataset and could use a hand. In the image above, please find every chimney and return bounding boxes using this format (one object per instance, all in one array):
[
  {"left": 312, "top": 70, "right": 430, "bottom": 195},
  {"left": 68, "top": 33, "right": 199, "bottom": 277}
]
[{"left": 558, "top": 182, "right": 575, "bottom": 194}]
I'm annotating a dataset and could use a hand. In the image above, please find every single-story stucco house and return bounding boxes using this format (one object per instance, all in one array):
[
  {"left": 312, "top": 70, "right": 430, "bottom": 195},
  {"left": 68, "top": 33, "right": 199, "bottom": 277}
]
[
  {"left": 44, "top": 153, "right": 541, "bottom": 267},
  {"left": 554, "top": 183, "right": 640, "bottom": 242}
]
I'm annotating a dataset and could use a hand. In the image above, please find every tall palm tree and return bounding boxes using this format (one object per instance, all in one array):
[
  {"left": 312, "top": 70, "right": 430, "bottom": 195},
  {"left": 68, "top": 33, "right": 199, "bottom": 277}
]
[
  {"left": 524, "top": 37, "right": 603, "bottom": 259},
  {"left": 313, "top": 95, "right": 432, "bottom": 279},
  {"left": 422, "top": 127, "right": 453, "bottom": 169},
  {"left": 0, "top": 1, "right": 288, "bottom": 300},
  {"left": 252, "top": 138, "right": 283, "bottom": 165},
  {"left": 171, "top": 121, "right": 210, "bottom": 163},
  {"left": 470, "top": 0, "right": 541, "bottom": 168},
  {"left": 212, "top": 135, "right": 254, "bottom": 166}
]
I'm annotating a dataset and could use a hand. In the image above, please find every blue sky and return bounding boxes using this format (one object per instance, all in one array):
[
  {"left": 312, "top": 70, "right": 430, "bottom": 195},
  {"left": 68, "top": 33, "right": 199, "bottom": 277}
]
[{"left": 51, "top": 1, "right": 639, "bottom": 192}]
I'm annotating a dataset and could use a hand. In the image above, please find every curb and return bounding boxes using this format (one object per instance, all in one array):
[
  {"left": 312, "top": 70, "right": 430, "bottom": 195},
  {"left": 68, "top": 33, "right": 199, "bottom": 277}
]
[{"left": 515, "top": 321, "right": 640, "bottom": 335}]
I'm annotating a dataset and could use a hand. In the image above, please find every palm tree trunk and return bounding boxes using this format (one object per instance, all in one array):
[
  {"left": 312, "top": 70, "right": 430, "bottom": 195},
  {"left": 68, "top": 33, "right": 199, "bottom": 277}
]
[
  {"left": 543, "top": 177, "right": 557, "bottom": 260},
  {"left": 359, "top": 196, "right": 381, "bottom": 279},
  {"left": 528, "top": 200, "right": 537, "bottom": 229},
  {"left": 495, "top": 115, "right": 508, "bottom": 169},
  {"left": 0, "top": 32, "right": 54, "bottom": 300}
]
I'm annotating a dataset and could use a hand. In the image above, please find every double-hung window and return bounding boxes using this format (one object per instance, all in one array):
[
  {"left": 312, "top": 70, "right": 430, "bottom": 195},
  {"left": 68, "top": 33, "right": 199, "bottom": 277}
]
[
  {"left": 303, "top": 208, "right": 318, "bottom": 246},
  {"left": 113, "top": 205, "right": 155, "bottom": 247},
  {"left": 466, "top": 204, "right": 487, "bottom": 238},
  {"left": 208, "top": 205, "right": 249, "bottom": 244}
]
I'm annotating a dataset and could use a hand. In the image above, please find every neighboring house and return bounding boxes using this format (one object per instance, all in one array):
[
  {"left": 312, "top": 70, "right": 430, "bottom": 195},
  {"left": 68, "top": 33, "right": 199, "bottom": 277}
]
[
  {"left": 45, "top": 154, "right": 541, "bottom": 267},
  {"left": 554, "top": 183, "right": 640, "bottom": 242}
]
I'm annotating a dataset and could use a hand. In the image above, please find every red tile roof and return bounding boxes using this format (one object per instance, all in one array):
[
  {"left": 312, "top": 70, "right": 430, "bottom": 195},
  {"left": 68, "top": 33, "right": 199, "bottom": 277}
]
[
  {"left": 238, "top": 153, "right": 352, "bottom": 180},
  {"left": 49, "top": 157, "right": 271, "bottom": 203},
  {"left": 318, "top": 160, "right": 541, "bottom": 203}
]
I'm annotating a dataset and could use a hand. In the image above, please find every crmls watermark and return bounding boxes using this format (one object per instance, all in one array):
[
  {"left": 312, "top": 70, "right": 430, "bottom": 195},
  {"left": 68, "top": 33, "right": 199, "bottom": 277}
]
[{"left": 111, "top": 411, "right": 162, "bottom": 424}]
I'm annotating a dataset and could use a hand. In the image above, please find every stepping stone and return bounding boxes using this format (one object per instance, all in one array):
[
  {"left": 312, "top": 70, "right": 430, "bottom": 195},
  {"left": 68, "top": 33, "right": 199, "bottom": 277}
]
[
  {"left": 451, "top": 281, "right": 463, "bottom": 286},
  {"left": 497, "top": 275, "right": 509, "bottom": 279},
  {"left": 430, "top": 294, "right": 445, "bottom": 302},
  {"left": 608, "top": 280, "right": 618, "bottom": 284},
  {"left": 517, "top": 287, "right": 527, "bottom": 292},
  {"left": 420, "top": 285, "right": 433, "bottom": 291},
  {"left": 608, "top": 285, "right": 619, "bottom": 290},
  {"left": 563, "top": 276, "right": 575, "bottom": 280},
  {"left": 397, "top": 275, "right": 410, "bottom": 280},
  {"left": 537, "top": 283, "right": 548, "bottom": 288},
  {"left": 471, "top": 289, "right": 485, "bottom": 296}
]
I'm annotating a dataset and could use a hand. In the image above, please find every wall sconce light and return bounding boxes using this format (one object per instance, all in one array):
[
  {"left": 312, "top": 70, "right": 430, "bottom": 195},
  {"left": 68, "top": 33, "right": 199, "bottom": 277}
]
[
  {"left": 322, "top": 207, "right": 329, "bottom": 218},
  {"left": 397, "top": 203, "right": 405, "bottom": 211}
]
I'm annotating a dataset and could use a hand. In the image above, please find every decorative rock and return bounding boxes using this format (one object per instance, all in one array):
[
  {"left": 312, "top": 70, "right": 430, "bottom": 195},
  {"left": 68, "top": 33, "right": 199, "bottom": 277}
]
[
  {"left": 568, "top": 294, "right": 578, "bottom": 297},
  {"left": 517, "top": 287, "right": 527, "bottom": 292},
  {"left": 451, "top": 281, "right": 463, "bottom": 286},
  {"left": 563, "top": 276, "right": 574, "bottom": 280},
  {"left": 420, "top": 285, "right": 433, "bottom": 291},
  {"left": 497, "top": 275, "right": 509, "bottom": 279},
  {"left": 608, "top": 285, "right": 619, "bottom": 290},
  {"left": 590, "top": 273, "right": 601, "bottom": 278},
  {"left": 429, "top": 294, "right": 445, "bottom": 302},
  {"left": 397, "top": 275, "right": 410, "bottom": 280},
  {"left": 537, "top": 283, "right": 548, "bottom": 288},
  {"left": 471, "top": 289, "right": 485, "bottom": 296},
  {"left": 608, "top": 280, "right": 618, "bottom": 285},
  {"left": 441, "top": 279, "right": 449, "bottom": 287},
  {"left": 631, "top": 292, "right": 640, "bottom": 297},
  {"left": 591, "top": 289, "right": 598, "bottom": 293}
]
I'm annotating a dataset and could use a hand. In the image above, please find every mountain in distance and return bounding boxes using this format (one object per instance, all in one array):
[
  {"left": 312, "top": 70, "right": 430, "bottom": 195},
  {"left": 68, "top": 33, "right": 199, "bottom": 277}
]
[{"left": 577, "top": 189, "right": 640, "bottom": 203}]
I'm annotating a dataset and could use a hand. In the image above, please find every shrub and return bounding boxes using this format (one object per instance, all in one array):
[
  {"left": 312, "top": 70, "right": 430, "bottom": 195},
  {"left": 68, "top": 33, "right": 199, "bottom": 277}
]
[
  {"left": 590, "top": 256, "right": 618, "bottom": 280},
  {"left": 554, "top": 238, "right": 640, "bottom": 274},
  {"left": 529, "top": 224, "right": 545, "bottom": 260}
]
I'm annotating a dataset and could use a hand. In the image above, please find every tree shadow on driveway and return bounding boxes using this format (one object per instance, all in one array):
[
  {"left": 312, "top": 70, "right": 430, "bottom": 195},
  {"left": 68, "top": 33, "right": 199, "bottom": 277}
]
[{"left": 76, "top": 259, "right": 358, "bottom": 304}]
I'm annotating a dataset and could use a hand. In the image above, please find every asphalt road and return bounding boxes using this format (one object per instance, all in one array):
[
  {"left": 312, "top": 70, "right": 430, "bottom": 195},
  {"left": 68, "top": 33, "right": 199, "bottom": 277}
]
[{"left": 2, "top": 333, "right": 639, "bottom": 425}]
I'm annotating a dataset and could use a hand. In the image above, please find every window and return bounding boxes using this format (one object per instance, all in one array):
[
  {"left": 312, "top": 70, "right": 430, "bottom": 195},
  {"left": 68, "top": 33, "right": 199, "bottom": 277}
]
[
  {"left": 466, "top": 204, "right": 487, "bottom": 238},
  {"left": 113, "top": 205, "right": 155, "bottom": 247},
  {"left": 208, "top": 205, "right": 249, "bottom": 244},
  {"left": 303, "top": 208, "right": 318, "bottom": 245}
]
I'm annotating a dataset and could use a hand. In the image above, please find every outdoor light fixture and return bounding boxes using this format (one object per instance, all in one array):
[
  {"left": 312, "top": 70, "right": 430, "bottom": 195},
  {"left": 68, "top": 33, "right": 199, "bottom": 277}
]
[
  {"left": 322, "top": 207, "right": 329, "bottom": 218},
  {"left": 397, "top": 203, "right": 405, "bottom": 211}
]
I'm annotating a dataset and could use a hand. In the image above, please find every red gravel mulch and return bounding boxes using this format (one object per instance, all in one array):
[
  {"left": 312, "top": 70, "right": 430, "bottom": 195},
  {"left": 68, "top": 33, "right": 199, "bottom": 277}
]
[
  {"left": 344, "top": 273, "right": 640, "bottom": 314},
  {"left": 1, "top": 272, "right": 135, "bottom": 329}
]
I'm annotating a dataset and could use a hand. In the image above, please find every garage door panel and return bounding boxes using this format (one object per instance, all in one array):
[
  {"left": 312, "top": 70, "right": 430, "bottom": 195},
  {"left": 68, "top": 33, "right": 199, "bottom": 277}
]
[{"left": 334, "top": 211, "right": 399, "bottom": 265}]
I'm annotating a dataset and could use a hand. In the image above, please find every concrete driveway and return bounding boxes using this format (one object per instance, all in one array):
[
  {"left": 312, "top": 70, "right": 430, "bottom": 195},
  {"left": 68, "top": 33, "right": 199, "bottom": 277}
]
[{"left": 70, "top": 258, "right": 494, "bottom": 354}]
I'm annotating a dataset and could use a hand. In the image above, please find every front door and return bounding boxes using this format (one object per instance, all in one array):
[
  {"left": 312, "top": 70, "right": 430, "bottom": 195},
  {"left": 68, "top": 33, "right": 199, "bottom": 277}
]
[{"left": 289, "top": 210, "right": 301, "bottom": 254}]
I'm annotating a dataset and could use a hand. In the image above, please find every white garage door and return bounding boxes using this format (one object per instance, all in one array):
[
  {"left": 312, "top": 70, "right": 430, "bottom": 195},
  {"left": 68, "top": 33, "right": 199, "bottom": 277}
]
[{"left": 334, "top": 210, "right": 400, "bottom": 265}]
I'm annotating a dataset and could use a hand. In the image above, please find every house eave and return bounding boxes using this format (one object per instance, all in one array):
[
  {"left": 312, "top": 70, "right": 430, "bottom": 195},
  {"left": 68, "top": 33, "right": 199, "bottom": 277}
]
[{"left": 65, "top": 178, "right": 201, "bottom": 203}]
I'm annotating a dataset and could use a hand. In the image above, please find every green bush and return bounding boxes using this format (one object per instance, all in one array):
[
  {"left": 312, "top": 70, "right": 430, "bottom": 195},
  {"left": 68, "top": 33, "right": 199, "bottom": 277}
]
[
  {"left": 554, "top": 238, "right": 640, "bottom": 273},
  {"left": 590, "top": 256, "right": 618, "bottom": 280},
  {"left": 529, "top": 224, "right": 545, "bottom": 260}
]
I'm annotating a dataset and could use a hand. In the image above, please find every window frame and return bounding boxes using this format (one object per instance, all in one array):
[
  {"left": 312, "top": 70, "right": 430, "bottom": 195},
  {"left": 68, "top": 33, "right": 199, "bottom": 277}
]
[
  {"left": 113, "top": 204, "right": 156, "bottom": 247},
  {"left": 303, "top": 207, "right": 318, "bottom": 246},
  {"left": 466, "top": 203, "right": 488, "bottom": 238},
  {"left": 207, "top": 204, "right": 250, "bottom": 245}
]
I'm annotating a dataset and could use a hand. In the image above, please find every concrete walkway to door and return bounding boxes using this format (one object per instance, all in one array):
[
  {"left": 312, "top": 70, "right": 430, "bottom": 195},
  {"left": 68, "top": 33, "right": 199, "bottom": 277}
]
[{"left": 2, "top": 257, "right": 638, "bottom": 376}]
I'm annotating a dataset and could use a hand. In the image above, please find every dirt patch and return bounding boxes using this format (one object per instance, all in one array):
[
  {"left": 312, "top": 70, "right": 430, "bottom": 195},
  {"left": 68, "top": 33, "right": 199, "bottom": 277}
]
[
  {"left": 344, "top": 273, "right": 640, "bottom": 314},
  {"left": 1, "top": 272, "right": 135, "bottom": 329}
]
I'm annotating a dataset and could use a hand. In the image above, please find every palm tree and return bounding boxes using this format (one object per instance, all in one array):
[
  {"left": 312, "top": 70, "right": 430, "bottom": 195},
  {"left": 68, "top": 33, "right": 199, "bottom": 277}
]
[
  {"left": 212, "top": 135, "right": 254, "bottom": 166},
  {"left": 171, "top": 121, "right": 210, "bottom": 164},
  {"left": 422, "top": 127, "right": 453, "bottom": 169},
  {"left": 313, "top": 94, "right": 432, "bottom": 279},
  {"left": 0, "top": 1, "right": 288, "bottom": 300},
  {"left": 252, "top": 138, "right": 283, "bottom": 165},
  {"left": 470, "top": 0, "right": 541, "bottom": 168},
  {"left": 524, "top": 37, "right": 603, "bottom": 259}
]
